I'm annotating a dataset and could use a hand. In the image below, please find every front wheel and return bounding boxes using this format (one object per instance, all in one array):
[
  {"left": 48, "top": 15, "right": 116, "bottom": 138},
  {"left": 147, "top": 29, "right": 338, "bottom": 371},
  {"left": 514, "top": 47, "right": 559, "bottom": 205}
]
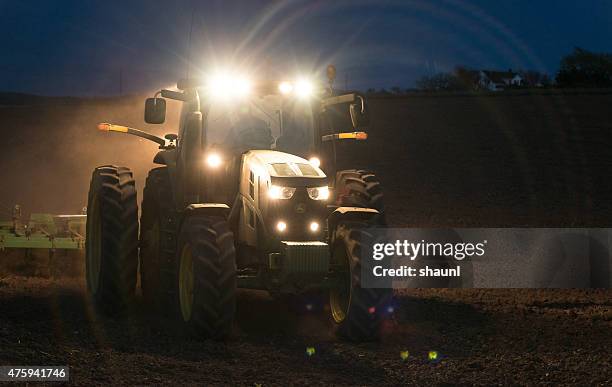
[
  {"left": 329, "top": 221, "right": 392, "bottom": 341},
  {"left": 176, "top": 215, "right": 236, "bottom": 339},
  {"left": 335, "top": 169, "right": 386, "bottom": 226}
]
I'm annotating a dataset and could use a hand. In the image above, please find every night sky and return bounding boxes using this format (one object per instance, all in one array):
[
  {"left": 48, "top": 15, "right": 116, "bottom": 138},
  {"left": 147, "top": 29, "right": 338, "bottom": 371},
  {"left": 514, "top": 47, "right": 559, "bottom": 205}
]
[{"left": 1, "top": 0, "right": 610, "bottom": 96}]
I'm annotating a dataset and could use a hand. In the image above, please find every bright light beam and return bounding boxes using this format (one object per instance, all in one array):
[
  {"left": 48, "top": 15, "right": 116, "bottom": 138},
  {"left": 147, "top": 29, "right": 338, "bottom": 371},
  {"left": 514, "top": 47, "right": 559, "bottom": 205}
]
[{"left": 295, "top": 79, "right": 313, "bottom": 98}]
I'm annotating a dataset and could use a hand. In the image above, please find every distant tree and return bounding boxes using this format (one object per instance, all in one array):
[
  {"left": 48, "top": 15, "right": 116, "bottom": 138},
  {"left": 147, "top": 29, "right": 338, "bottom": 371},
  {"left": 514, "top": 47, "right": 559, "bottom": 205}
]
[
  {"left": 391, "top": 86, "right": 402, "bottom": 94},
  {"left": 519, "top": 70, "right": 551, "bottom": 87},
  {"left": 366, "top": 88, "right": 376, "bottom": 95},
  {"left": 556, "top": 47, "right": 612, "bottom": 87},
  {"left": 453, "top": 66, "right": 479, "bottom": 90},
  {"left": 416, "top": 72, "right": 463, "bottom": 91}
]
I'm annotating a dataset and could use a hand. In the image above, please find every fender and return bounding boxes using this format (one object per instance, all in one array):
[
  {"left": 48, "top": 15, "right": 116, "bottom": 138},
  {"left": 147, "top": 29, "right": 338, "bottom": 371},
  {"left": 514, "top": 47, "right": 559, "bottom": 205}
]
[
  {"left": 327, "top": 206, "right": 379, "bottom": 232},
  {"left": 184, "top": 203, "right": 230, "bottom": 220},
  {"left": 153, "top": 149, "right": 177, "bottom": 166}
]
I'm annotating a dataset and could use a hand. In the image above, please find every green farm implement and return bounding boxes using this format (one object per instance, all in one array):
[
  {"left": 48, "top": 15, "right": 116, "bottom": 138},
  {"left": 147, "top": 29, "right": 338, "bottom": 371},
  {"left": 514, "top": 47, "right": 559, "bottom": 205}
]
[{"left": 0, "top": 205, "right": 86, "bottom": 277}]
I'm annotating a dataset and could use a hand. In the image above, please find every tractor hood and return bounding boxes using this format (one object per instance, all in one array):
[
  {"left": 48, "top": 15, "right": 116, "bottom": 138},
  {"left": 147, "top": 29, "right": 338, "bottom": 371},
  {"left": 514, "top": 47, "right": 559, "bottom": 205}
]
[{"left": 244, "top": 150, "right": 327, "bottom": 186}]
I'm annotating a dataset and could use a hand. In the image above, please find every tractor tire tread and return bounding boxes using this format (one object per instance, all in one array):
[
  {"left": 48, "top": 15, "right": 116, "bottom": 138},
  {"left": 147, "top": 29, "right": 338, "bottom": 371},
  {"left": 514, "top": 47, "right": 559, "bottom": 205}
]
[{"left": 86, "top": 165, "right": 139, "bottom": 315}]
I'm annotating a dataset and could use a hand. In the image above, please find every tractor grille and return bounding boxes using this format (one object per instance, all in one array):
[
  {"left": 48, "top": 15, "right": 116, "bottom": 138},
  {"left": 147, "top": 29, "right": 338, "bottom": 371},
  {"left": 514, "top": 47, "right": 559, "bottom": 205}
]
[{"left": 281, "top": 241, "right": 329, "bottom": 274}]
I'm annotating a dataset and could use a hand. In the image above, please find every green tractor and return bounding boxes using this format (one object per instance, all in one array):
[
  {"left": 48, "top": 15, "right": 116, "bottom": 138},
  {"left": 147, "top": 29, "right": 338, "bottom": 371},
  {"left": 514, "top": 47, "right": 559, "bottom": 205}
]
[{"left": 86, "top": 67, "right": 390, "bottom": 340}]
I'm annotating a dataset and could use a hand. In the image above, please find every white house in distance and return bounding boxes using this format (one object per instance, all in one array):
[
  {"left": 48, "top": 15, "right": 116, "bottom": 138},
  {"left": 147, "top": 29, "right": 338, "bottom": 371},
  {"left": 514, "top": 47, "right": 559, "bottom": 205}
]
[{"left": 477, "top": 70, "right": 523, "bottom": 91}]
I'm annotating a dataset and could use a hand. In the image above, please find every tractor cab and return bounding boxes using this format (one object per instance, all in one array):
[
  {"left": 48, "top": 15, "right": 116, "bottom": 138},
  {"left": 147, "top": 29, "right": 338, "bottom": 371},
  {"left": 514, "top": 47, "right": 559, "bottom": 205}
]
[
  {"left": 201, "top": 83, "right": 317, "bottom": 158},
  {"left": 197, "top": 76, "right": 370, "bottom": 201}
]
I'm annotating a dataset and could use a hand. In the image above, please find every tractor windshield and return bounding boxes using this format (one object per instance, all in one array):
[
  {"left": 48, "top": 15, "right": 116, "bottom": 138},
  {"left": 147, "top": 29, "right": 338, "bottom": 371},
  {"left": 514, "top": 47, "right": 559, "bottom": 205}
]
[{"left": 204, "top": 94, "right": 315, "bottom": 158}]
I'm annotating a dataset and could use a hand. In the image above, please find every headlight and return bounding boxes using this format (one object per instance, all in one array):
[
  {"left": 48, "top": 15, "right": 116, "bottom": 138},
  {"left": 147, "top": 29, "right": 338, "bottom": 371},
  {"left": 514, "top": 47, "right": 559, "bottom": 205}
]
[
  {"left": 205, "top": 153, "right": 222, "bottom": 168},
  {"left": 308, "top": 157, "right": 321, "bottom": 168},
  {"left": 307, "top": 186, "right": 329, "bottom": 200},
  {"left": 207, "top": 72, "right": 251, "bottom": 99},
  {"left": 309, "top": 221, "right": 320, "bottom": 232},
  {"left": 295, "top": 79, "right": 313, "bottom": 98},
  {"left": 278, "top": 81, "right": 293, "bottom": 95},
  {"left": 269, "top": 185, "right": 296, "bottom": 200},
  {"left": 276, "top": 221, "right": 287, "bottom": 232},
  {"left": 277, "top": 78, "right": 315, "bottom": 98}
]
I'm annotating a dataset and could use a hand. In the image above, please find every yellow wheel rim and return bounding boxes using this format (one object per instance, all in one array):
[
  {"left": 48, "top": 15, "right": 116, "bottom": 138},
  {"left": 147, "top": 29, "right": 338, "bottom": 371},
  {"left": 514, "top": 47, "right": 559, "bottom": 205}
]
[
  {"left": 86, "top": 194, "right": 102, "bottom": 294},
  {"left": 179, "top": 244, "right": 194, "bottom": 322},
  {"left": 330, "top": 244, "right": 351, "bottom": 323}
]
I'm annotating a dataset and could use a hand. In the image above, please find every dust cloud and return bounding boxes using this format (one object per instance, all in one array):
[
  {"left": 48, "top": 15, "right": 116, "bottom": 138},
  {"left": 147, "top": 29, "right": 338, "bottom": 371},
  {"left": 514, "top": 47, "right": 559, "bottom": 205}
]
[{"left": 0, "top": 94, "right": 180, "bottom": 218}]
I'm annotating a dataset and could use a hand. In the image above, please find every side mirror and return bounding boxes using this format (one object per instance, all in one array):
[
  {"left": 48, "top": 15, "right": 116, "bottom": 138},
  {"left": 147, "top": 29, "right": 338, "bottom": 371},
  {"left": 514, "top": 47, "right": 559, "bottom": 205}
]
[
  {"left": 349, "top": 96, "right": 369, "bottom": 129},
  {"left": 144, "top": 97, "right": 166, "bottom": 124}
]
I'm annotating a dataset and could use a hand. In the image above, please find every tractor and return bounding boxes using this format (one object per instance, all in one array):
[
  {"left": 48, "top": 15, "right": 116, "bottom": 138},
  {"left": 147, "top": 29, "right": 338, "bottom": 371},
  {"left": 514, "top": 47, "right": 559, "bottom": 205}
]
[{"left": 86, "top": 66, "right": 390, "bottom": 340}]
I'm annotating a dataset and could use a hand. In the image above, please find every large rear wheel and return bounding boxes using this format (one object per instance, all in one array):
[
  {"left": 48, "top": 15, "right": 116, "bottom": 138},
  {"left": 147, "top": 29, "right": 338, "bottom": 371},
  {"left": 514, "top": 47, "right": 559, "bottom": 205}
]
[
  {"left": 176, "top": 215, "right": 236, "bottom": 339},
  {"left": 86, "top": 166, "right": 139, "bottom": 315},
  {"left": 140, "top": 167, "right": 177, "bottom": 315}
]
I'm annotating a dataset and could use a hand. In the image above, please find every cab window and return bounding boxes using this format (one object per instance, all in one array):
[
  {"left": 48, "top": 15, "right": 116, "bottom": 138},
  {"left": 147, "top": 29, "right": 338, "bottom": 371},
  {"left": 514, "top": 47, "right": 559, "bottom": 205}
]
[
  {"left": 296, "top": 163, "right": 318, "bottom": 177},
  {"left": 249, "top": 170, "right": 255, "bottom": 199},
  {"left": 271, "top": 163, "right": 297, "bottom": 176}
]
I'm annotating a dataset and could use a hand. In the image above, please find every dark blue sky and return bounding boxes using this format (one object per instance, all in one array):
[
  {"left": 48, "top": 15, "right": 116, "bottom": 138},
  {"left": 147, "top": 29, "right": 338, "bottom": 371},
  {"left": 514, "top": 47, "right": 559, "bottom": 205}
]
[{"left": 1, "top": 0, "right": 610, "bottom": 96}]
